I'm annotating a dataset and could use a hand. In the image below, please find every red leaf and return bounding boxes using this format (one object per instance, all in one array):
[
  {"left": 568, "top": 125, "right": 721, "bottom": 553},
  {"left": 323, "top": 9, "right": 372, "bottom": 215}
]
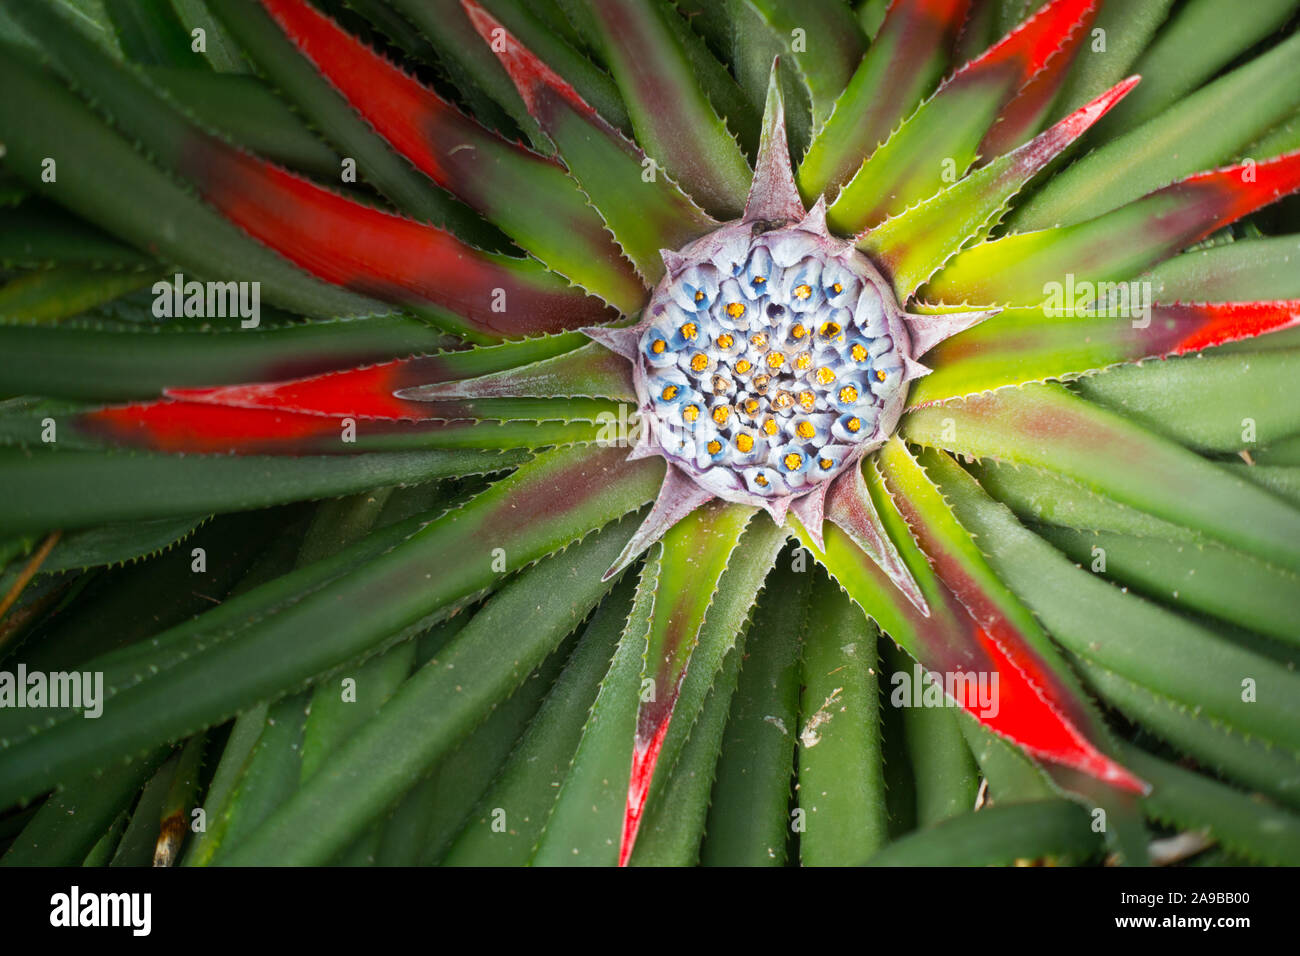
[
  {"left": 957, "top": 0, "right": 1096, "bottom": 90},
  {"left": 82, "top": 401, "right": 345, "bottom": 454},
  {"left": 977, "top": 1, "right": 1099, "bottom": 157},
  {"left": 1163, "top": 300, "right": 1300, "bottom": 354},
  {"left": 180, "top": 140, "right": 616, "bottom": 339},
  {"left": 167, "top": 359, "right": 440, "bottom": 420},
  {"left": 621, "top": 718, "right": 670, "bottom": 867}
]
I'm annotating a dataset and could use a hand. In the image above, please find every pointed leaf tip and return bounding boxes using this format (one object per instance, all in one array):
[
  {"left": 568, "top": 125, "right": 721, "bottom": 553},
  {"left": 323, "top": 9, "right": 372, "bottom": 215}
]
[
  {"left": 603, "top": 466, "right": 712, "bottom": 581},
  {"left": 798, "top": 196, "right": 829, "bottom": 236},
  {"left": 660, "top": 248, "right": 687, "bottom": 275},
  {"left": 393, "top": 341, "right": 635, "bottom": 404},
  {"left": 905, "top": 309, "right": 1000, "bottom": 356},
  {"left": 824, "top": 464, "right": 930, "bottom": 616},
  {"left": 620, "top": 720, "right": 670, "bottom": 866},
  {"left": 1073, "top": 74, "right": 1141, "bottom": 127},
  {"left": 901, "top": 356, "right": 932, "bottom": 382},
  {"left": 744, "top": 59, "right": 805, "bottom": 224},
  {"left": 460, "top": 0, "right": 584, "bottom": 120},
  {"left": 789, "top": 483, "right": 828, "bottom": 551},
  {"left": 582, "top": 323, "right": 642, "bottom": 362},
  {"left": 164, "top": 361, "right": 420, "bottom": 420},
  {"left": 762, "top": 494, "right": 792, "bottom": 528},
  {"left": 624, "top": 440, "right": 662, "bottom": 462}
]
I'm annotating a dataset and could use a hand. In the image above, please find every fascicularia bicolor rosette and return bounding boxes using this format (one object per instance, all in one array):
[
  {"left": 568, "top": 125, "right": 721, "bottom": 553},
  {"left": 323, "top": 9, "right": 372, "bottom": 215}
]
[{"left": 20, "top": 0, "right": 1300, "bottom": 871}]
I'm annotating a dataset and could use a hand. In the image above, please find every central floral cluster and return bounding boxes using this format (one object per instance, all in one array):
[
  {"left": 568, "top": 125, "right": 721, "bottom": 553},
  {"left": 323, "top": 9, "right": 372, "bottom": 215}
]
[{"left": 634, "top": 222, "right": 909, "bottom": 502}]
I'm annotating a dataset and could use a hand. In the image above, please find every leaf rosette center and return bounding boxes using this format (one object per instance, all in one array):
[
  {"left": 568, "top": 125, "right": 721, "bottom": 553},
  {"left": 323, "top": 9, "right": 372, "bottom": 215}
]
[{"left": 634, "top": 219, "right": 912, "bottom": 505}]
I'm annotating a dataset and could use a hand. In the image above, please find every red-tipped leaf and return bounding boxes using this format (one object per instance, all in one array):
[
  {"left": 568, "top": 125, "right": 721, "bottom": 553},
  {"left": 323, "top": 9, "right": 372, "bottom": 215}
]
[
  {"left": 180, "top": 138, "right": 617, "bottom": 341},
  {"left": 828, "top": 0, "right": 1097, "bottom": 233},
  {"left": 860, "top": 76, "right": 1138, "bottom": 299},
  {"left": 927, "top": 151, "right": 1300, "bottom": 305},
  {"left": 254, "top": 0, "right": 644, "bottom": 313},
  {"left": 799, "top": 0, "right": 973, "bottom": 199},
  {"left": 460, "top": 0, "right": 717, "bottom": 284},
  {"left": 910, "top": 299, "right": 1300, "bottom": 406}
]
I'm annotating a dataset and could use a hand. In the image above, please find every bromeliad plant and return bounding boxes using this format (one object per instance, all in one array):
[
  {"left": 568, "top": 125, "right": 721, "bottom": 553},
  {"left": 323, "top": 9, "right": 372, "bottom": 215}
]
[{"left": 1, "top": 0, "right": 1299, "bottom": 867}]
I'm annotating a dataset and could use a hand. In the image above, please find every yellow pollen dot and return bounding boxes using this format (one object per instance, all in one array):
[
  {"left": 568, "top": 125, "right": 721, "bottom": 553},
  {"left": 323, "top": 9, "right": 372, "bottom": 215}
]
[
  {"left": 847, "top": 416, "right": 861, "bottom": 433},
  {"left": 839, "top": 385, "right": 859, "bottom": 403},
  {"left": 795, "top": 353, "right": 812, "bottom": 371},
  {"left": 820, "top": 457, "right": 834, "bottom": 469},
  {"left": 798, "top": 390, "right": 816, "bottom": 410},
  {"left": 716, "top": 333, "right": 734, "bottom": 349},
  {"left": 690, "top": 352, "right": 709, "bottom": 372},
  {"left": 694, "top": 290, "right": 705, "bottom": 302},
  {"left": 744, "top": 398, "right": 760, "bottom": 415},
  {"left": 815, "top": 367, "right": 836, "bottom": 385},
  {"left": 821, "top": 321, "right": 842, "bottom": 338},
  {"left": 851, "top": 343, "right": 867, "bottom": 362},
  {"left": 766, "top": 351, "right": 785, "bottom": 369},
  {"left": 753, "top": 375, "right": 770, "bottom": 391},
  {"left": 753, "top": 276, "right": 766, "bottom": 285},
  {"left": 726, "top": 302, "right": 746, "bottom": 319},
  {"left": 762, "top": 418, "right": 779, "bottom": 436},
  {"left": 735, "top": 359, "right": 752, "bottom": 374},
  {"left": 661, "top": 385, "right": 678, "bottom": 401},
  {"left": 707, "top": 439, "right": 722, "bottom": 455},
  {"left": 755, "top": 474, "right": 769, "bottom": 487},
  {"left": 681, "top": 322, "right": 697, "bottom": 340},
  {"left": 735, "top": 433, "right": 754, "bottom": 453},
  {"left": 682, "top": 404, "right": 699, "bottom": 423},
  {"left": 712, "top": 406, "right": 730, "bottom": 425},
  {"left": 750, "top": 332, "right": 768, "bottom": 348},
  {"left": 796, "top": 421, "right": 815, "bottom": 439},
  {"left": 792, "top": 324, "right": 808, "bottom": 339},
  {"left": 794, "top": 284, "right": 812, "bottom": 300},
  {"left": 784, "top": 453, "right": 803, "bottom": 471},
  {"left": 652, "top": 339, "right": 667, "bottom": 354},
  {"left": 774, "top": 391, "right": 793, "bottom": 409},
  {"left": 832, "top": 282, "right": 843, "bottom": 294},
  {"left": 875, "top": 369, "right": 888, "bottom": 382}
]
